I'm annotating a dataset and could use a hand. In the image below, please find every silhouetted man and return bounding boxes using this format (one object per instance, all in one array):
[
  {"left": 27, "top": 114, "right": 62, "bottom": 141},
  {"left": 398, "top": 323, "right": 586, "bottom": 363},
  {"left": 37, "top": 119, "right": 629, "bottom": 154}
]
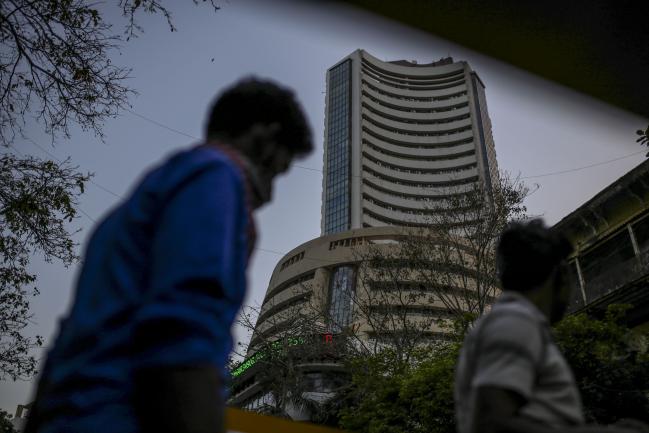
[
  {"left": 25, "top": 78, "right": 313, "bottom": 433},
  {"left": 455, "top": 219, "right": 646, "bottom": 433}
]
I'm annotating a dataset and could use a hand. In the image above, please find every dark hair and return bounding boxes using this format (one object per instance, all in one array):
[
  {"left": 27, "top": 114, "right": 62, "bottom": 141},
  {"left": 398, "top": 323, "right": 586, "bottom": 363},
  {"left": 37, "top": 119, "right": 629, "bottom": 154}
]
[
  {"left": 205, "top": 77, "right": 313, "bottom": 157},
  {"left": 496, "top": 219, "right": 573, "bottom": 292}
]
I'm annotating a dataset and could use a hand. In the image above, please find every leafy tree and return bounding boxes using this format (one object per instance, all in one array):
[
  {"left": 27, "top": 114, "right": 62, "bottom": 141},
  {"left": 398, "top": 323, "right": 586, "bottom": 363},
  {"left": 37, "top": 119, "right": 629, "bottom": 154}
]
[
  {"left": 0, "top": 153, "right": 89, "bottom": 379},
  {"left": 350, "top": 240, "right": 450, "bottom": 366},
  {"left": 0, "top": 0, "right": 219, "bottom": 145},
  {"left": 553, "top": 304, "right": 649, "bottom": 424},
  {"left": 0, "top": 409, "right": 16, "bottom": 433},
  {"left": 406, "top": 171, "right": 529, "bottom": 317},
  {"left": 338, "top": 349, "right": 411, "bottom": 433},
  {"left": 338, "top": 338, "right": 460, "bottom": 433},
  {"left": 338, "top": 305, "right": 649, "bottom": 433},
  {"left": 233, "top": 302, "right": 348, "bottom": 420},
  {"left": 342, "top": 172, "right": 528, "bottom": 368}
]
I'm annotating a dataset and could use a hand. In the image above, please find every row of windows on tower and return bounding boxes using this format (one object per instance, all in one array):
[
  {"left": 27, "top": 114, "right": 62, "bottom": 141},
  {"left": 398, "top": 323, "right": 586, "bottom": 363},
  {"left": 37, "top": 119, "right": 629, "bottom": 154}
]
[
  {"left": 363, "top": 128, "right": 475, "bottom": 150},
  {"left": 363, "top": 152, "right": 478, "bottom": 175},
  {"left": 362, "top": 179, "right": 472, "bottom": 202},
  {"left": 363, "top": 166, "right": 479, "bottom": 188},
  {"left": 363, "top": 209, "right": 428, "bottom": 228},
  {"left": 360, "top": 58, "right": 465, "bottom": 85},
  {"left": 362, "top": 103, "right": 471, "bottom": 126},
  {"left": 362, "top": 90, "right": 469, "bottom": 114},
  {"left": 363, "top": 80, "right": 468, "bottom": 103},
  {"left": 363, "top": 116, "right": 473, "bottom": 138},
  {"left": 363, "top": 194, "right": 452, "bottom": 217},
  {"left": 362, "top": 139, "right": 475, "bottom": 162},
  {"left": 361, "top": 69, "right": 466, "bottom": 92}
]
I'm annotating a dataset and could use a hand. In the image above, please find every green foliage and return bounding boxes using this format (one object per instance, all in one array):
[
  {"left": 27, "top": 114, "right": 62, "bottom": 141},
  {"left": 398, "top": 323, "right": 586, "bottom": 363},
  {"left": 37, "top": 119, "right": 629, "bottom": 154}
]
[
  {"left": 0, "top": 153, "right": 89, "bottom": 380},
  {"left": 398, "top": 344, "right": 458, "bottom": 433},
  {"left": 553, "top": 304, "right": 649, "bottom": 423},
  {"left": 0, "top": 409, "right": 16, "bottom": 433},
  {"left": 339, "top": 343, "right": 459, "bottom": 433},
  {"left": 336, "top": 307, "right": 649, "bottom": 433},
  {"left": 338, "top": 350, "right": 412, "bottom": 433}
]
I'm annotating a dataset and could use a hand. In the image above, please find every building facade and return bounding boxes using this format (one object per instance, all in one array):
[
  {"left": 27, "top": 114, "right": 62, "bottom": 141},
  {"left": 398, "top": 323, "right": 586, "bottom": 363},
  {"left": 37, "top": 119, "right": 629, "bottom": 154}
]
[
  {"left": 553, "top": 159, "right": 649, "bottom": 327},
  {"left": 322, "top": 49, "right": 499, "bottom": 234},
  {"left": 229, "top": 226, "right": 477, "bottom": 414},
  {"left": 229, "top": 51, "right": 502, "bottom": 417}
]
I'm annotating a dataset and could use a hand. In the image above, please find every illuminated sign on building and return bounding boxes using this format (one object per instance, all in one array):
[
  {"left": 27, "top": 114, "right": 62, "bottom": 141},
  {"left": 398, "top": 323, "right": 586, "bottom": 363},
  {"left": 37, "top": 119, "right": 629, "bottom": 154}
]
[{"left": 231, "top": 334, "right": 335, "bottom": 378}]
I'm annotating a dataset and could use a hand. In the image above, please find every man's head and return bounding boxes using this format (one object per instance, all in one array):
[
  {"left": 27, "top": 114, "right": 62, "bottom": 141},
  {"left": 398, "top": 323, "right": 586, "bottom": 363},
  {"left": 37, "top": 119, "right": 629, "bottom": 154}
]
[
  {"left": 205, "top": 77, "right": 313, "bottom": 207},
  {"left": 496, "top": 219, "right": 574, "bottom": 323}
]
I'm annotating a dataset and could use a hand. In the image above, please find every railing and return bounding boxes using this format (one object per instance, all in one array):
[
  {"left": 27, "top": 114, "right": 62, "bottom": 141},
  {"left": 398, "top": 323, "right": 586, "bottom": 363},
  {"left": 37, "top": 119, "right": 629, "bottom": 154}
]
[
  {"left": 583, "top": 250, "right": 649, "bottom": 304},
  {"left": 226, "top": 408, "right": 345, "bottom": 433}
]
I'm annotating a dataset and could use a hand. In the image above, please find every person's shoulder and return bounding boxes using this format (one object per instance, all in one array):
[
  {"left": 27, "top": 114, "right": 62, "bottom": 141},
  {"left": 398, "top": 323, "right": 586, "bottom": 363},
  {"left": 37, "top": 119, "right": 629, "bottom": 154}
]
[
  {"left": 154, "top": 146, "right": 243, "bottom": 194},
  {"left": 489, "top": 292, "right": 546, "bottom": 325},
  {"left": 166, "top": 145, "right": 240, "bottom": 177},
  {"left": 477, "top": 299, "right": 545, "bottom": 347}
]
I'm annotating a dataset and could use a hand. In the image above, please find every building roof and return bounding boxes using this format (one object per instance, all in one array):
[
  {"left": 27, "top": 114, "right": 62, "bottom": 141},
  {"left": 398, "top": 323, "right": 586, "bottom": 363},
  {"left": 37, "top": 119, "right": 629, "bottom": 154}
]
[{"left": 553, "top": 159, "right": 649, "bottom": 251}]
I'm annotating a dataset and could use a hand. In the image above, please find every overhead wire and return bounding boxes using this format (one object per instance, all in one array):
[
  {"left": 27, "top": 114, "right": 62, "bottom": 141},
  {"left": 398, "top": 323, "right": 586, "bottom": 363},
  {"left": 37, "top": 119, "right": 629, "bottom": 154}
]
[
  {"left": 520, "top": 150, "right": 645, "bottom": 179},
  {"left": 123, "top": 107, "right": 321, "bottom": 174},
  {"left": 124, "top": 107, "right": 197, "bottom": 141},
  {"left": 13, "top": 108, "right": 645, "bottom": 263},
  {"left": 21, "top": 136, "right": 297, "bottom": 258},
  {"left": 25, "top": 137, "right": 123, "bottom": 199},
  {"left": 123, "top": 108, "right": 646, "bottom": 181}
]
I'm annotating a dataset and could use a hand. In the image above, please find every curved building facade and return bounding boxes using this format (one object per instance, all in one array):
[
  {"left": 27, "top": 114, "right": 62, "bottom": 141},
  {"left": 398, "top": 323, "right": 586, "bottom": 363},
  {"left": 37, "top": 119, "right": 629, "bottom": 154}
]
[
  {"left": 248, "top": 226, "right": 466, "bottom": 351},
  {"left": 322, "top": 50, "right": 499, "bottom": 234},
  {"left": 230, "top": 51, "right": 501, "bottom": 416},
  {"left": 229, "top": 227, "right": 482, "bottom": 413}
]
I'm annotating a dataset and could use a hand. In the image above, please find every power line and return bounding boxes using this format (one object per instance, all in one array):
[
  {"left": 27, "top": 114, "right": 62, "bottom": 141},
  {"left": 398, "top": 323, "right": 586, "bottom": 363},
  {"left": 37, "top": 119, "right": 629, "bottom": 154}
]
[
  {"left": 78, "top": 208, "right": 97, "bottom": 223},
  {"left": 124, "top": 107, "right": 320, "bottom": 174},
  {"left": 123, "top": 108, "right": 645, "bottom": 181},
  {"left": 16, "top": 108, "right": 641, "bottom": 263},
  {"left": 293, "top": 164, "right": 322, "bottom": 173},
  {"left": 8, "top": 141, "right": 102, "bottom": 223},
  {"left": 25, "top": 137, "right": 123, "bottom": 199},
  {"left": 520, "top": 150, "right": 645, "bottom": 179},
  {"left": 254, "top": 246, "right": 348, "bottom": 265},
  {"left": 255, "top": 247, "right": 287, "bottom": 256},
  {"left": 7, "top": 143, "right": 24, "bottom": 156},
  {"left": 124, "top": 107, "right": 198, "bottom": 140},
  {"left": 21, "top": 136, "right": 308, "bottom": 259}
]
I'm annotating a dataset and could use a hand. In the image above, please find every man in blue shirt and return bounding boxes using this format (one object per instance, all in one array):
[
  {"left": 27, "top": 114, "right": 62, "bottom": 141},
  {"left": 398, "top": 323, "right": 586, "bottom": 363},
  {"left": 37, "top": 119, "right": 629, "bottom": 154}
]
[{"left": 25, "top": 78, "right": 313, "bottom": 433}]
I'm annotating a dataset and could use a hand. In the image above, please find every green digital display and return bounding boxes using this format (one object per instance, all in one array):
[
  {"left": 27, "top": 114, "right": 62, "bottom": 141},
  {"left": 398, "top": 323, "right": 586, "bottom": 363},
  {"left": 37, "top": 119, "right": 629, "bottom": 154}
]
[
  {"left": 229, "top": 333, "right": 339, "bottom": 378},
  {"left": 231, "top": 336, "right": 307, "bottom": 377}
]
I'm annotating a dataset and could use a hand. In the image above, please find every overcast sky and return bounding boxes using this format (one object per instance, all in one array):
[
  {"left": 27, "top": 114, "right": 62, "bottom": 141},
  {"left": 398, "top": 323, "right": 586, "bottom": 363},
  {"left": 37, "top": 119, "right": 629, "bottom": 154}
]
[{"left": 1, "top": 0, "right": 647, "bottom": 413}]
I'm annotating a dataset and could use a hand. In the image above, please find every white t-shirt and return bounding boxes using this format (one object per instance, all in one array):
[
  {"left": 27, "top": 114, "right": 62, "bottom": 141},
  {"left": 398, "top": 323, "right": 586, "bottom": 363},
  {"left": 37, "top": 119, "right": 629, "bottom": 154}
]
[{"left": 454, "top": 292, "right": 584, "bottom": 433}]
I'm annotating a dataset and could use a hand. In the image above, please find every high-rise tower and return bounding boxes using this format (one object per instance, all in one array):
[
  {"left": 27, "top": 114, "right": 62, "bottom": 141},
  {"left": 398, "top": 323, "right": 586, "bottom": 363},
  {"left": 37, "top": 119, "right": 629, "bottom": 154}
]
[
  {"left": 322, "top": 49, "right": 498, "bottom": 234},
  {"left": 229, "top": 51, "right": 501, "bottom": 416}
]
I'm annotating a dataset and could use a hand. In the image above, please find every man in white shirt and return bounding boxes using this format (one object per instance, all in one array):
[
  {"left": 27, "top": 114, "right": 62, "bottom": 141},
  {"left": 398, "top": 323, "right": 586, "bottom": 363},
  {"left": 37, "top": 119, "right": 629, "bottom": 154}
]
[{"left": 455, "top": 219, "right": 646, "bottom": 433}]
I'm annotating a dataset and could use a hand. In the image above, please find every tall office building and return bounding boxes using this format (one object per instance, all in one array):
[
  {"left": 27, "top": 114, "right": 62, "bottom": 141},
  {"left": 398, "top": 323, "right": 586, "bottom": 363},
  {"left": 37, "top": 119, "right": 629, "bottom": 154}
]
[
  {"left": 322, "top": 49, "right": 498, "bottom": 234},
  {"left": 229, "top": 51, "right": 501, "bottom": 416}
]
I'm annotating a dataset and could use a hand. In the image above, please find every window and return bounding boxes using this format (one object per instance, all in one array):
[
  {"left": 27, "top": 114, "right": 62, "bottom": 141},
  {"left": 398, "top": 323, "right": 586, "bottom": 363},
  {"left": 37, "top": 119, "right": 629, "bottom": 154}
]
[
  {"left": 579, "top": 230, "right": 635, "bottom": 285},
  {"left": 328, "top": 266, "right": 356, "bottom": 331},
  {"left": 632, "top": 215, "right": 649, "bottom": 253},
  {"left": 324, "top": 60, "right": 352, "bottom": 234},
  {"left": 243, "top": 392, "right": 274, "bottom": 411}
]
